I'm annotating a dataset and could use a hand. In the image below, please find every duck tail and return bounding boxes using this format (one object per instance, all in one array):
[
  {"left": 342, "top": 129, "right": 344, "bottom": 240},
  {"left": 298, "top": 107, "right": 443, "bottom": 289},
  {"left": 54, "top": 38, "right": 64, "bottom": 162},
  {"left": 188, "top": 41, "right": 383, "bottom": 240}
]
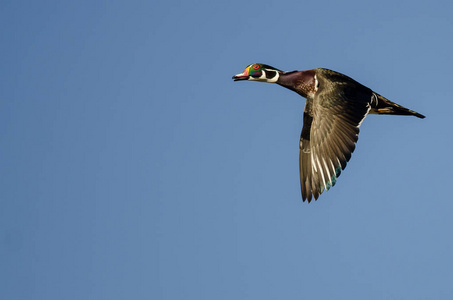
[{"left": 370, "top": 93, "right": 425, "bottom": 119}]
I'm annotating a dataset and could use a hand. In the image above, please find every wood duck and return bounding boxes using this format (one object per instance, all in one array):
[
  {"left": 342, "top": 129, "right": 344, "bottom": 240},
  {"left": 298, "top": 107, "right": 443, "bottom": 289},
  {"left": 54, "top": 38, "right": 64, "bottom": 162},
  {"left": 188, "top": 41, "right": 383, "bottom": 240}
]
[{"left": 232, "top": 63, "right": 425, "bottom": 203}]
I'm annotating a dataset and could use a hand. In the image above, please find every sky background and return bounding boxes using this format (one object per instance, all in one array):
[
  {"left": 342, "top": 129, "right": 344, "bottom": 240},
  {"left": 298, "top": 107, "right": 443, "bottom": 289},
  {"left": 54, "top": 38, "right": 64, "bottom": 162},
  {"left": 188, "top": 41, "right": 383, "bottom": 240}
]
[{"left": 1, "top": 0, "right": 453, "bottom": 299}]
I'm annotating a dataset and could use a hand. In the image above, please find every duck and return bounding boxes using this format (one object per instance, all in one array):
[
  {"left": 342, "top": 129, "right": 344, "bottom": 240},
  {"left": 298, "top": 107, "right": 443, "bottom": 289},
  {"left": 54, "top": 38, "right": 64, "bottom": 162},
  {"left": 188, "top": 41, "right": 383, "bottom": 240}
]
[{"left": 232, "top": 63, "right": 425, "bottom": 203}]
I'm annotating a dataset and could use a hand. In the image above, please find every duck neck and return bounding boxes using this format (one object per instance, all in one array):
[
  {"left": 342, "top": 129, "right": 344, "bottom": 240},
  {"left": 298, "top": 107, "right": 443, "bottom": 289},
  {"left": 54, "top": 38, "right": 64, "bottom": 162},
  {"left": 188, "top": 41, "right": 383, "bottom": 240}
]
[{"left": 277, "top": 70, "right": 316, "bottom": 98}]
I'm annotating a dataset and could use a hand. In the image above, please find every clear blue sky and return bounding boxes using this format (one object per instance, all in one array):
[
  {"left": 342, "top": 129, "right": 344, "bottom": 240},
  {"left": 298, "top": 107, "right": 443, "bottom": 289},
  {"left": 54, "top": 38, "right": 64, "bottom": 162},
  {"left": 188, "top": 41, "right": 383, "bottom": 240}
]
[{"left": 1, "top": 0, "right": 452, "bottom": 299}]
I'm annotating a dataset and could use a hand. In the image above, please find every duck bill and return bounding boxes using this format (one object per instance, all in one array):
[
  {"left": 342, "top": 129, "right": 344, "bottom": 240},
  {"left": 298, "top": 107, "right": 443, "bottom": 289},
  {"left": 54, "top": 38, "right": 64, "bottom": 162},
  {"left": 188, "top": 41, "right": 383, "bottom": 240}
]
[
  {"left": 232, "top": 66, "right": 251, "bottom": 81},
  {"left": 232, "top": 73, "right": 249, "bottom": 81}
]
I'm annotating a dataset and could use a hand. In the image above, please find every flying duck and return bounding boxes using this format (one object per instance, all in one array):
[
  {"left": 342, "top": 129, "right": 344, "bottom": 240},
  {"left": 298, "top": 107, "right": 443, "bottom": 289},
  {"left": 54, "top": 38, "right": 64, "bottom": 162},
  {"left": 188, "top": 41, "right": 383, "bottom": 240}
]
[{"left": 232, "top": 63, "right": 425, "bottom": 203}]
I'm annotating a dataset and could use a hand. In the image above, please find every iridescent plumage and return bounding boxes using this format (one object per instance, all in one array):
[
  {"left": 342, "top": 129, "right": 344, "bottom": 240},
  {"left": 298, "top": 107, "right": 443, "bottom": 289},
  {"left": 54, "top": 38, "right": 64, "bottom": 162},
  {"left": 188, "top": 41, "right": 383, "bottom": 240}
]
[{"left": 233, "top": 63, "right": 425, "bottom": 202}]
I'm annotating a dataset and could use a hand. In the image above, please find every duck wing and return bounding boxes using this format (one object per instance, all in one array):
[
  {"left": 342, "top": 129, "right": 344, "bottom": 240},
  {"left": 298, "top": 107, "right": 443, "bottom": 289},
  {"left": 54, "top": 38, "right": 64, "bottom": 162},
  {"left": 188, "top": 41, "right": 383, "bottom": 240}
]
[{"left": 299, "top": 71, "right": 372, "bottom": 202}]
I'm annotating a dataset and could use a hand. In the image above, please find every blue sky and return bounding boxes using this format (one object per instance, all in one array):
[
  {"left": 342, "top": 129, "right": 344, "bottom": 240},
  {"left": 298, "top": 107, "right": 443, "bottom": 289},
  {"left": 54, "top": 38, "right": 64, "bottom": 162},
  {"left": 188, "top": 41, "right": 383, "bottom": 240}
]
[{"left": 1, "top": 0, "right": 453, "bottom": 299}]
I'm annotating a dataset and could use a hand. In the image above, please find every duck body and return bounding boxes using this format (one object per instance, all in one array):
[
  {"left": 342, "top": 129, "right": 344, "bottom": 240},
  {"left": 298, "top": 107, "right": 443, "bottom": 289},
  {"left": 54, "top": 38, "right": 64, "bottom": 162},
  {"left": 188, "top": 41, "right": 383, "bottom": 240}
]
[{"left": 233, "top": 64, "right": 425, "bottom": 203}]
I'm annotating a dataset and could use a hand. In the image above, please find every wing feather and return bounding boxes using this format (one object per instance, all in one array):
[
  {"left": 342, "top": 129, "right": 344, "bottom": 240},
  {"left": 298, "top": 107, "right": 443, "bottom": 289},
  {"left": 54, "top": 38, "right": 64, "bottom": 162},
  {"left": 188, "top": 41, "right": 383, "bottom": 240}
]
[{"left": 299, "top": 70, "right": 372, "bottom": 202}]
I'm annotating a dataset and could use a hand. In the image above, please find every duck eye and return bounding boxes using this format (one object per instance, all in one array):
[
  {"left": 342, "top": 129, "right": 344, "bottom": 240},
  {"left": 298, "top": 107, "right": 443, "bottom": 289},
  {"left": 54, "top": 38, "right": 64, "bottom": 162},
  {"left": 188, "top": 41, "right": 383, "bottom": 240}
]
[{"left": 253, "top": 65, "right": 260, "bottom": 70}]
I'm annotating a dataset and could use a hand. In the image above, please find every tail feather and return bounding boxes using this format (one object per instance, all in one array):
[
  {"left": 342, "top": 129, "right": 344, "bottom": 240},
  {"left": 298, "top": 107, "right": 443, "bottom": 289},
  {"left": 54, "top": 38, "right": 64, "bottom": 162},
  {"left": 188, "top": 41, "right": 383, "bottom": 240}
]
[{"left": 371, "top": 93, "right": 425, "bottom": 119}]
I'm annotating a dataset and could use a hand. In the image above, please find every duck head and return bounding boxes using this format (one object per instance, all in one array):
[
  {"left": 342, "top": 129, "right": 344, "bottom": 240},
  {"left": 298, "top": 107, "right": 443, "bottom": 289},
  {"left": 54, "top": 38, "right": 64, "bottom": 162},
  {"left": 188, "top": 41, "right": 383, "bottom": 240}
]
[{"left": 232, "top": 63, "right": 283, "bottom": 83}]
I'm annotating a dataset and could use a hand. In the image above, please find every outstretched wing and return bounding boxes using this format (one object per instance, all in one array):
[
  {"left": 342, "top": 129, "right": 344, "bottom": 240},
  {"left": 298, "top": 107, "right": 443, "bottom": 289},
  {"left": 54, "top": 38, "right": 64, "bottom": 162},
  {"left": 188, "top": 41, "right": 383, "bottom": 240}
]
[{"left": 299, "top": 72, "right": 372, "bottom": 202}]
